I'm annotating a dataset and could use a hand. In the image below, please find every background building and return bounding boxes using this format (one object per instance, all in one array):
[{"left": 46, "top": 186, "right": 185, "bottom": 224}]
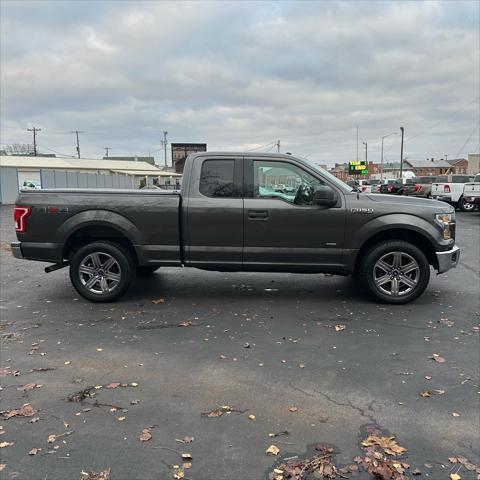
[
  {"left": 102, "top": 156, "right": 155, "bottom": 166},
  {"left": 0, "top": 155, "right": 182, "bottom": 204},
  {"left": 171, "top": 143, "right": 207, "bottom": 173}
]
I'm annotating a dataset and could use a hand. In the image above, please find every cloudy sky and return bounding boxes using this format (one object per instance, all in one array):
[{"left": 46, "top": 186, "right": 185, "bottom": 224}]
[{"left": 1, "top": 0, "right": 478, "bottom": 166}]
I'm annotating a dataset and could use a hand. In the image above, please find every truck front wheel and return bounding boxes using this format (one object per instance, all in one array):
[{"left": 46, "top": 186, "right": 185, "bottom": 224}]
[
  {"left": 70, "top": 241, "right": 135, "bottom": 302},
  {"left": 360, "top": 240, "right": 430, "bottom": 304}
]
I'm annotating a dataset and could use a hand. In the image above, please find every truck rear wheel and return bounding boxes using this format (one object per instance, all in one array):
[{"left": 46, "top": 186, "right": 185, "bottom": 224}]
[
  {"left": 360, "top": 240, "right": 430, "bottom": 304},
  {"left": 70, "top": 241, "right": 135, "bottom": 302},
  {"left": 458, "top": 196, "right": 475, "bottom": 212}
]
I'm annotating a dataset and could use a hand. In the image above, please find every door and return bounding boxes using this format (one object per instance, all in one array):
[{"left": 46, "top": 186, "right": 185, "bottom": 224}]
[
  {"left": 184, "top": 156, "right": 244, "bottom": 268},
  {"left": 243, "top": 158, "right": 346, "bottom": 271}
]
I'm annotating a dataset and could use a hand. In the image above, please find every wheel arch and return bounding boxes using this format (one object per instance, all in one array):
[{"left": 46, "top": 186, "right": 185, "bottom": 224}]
[
  {"left": 354, "top": 228, "right": 438, "bottom": 274},
  {"left": 61, "top": 211, "right": 142, "bottom": 265}
]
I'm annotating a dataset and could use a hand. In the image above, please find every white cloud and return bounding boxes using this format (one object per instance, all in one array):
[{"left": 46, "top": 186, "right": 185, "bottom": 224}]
[{"left": 1, "top": 0, "right": 478, "bottom": 164}]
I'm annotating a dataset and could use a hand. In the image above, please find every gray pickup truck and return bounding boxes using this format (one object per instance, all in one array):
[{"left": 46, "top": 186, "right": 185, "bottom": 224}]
[{"left": 11, "top": 152, "right": 460, "bottom": 304}]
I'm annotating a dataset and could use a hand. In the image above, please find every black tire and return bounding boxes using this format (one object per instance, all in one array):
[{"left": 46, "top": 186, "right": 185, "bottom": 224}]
[
  {"left": 359, "top": 240, "right": 430, "bottom": 304},
  {"left": 458, "top": 196, "right": 475, "bottom": 212},
  {"left": 136, "top": 266, "right": 160, "bottom": 276},
  {"left": 69, "top": 241, "right": 135, "bottom": 303}
]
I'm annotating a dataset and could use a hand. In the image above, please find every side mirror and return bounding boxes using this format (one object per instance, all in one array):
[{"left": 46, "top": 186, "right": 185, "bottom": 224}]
[{"left": 313, "top": 185, "right": 337, "bottom": 207}]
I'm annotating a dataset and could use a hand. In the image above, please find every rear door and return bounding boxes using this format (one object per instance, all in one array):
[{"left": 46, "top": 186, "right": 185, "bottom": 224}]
[
  {"left": 243, "top": 157, "right": 346, "bottom": 271},
  {"left": 184, "top": 156, "right": 244, "bottom": 268}
]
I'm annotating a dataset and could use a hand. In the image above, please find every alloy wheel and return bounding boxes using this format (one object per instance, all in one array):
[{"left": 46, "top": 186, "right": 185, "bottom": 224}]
[
  {"left": 373, "top": 251, "right": 420, "bottom": 297},
  {"left": 78, "top": 252, "right": 122, "bottom": 295}
]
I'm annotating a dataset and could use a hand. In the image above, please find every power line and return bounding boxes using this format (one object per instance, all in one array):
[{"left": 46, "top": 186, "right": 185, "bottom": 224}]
[
  {"left": 246, "top": 141, "right": 276, "bottom": 152},
  {"left": 27, "top": 127, "right": 41, "bottom": 156},
  {"left": 454, "top": 125, "right": 479, "bottom": 159},
  {"left": 407, "top": 97, "right": 479, "bottom": 142}
]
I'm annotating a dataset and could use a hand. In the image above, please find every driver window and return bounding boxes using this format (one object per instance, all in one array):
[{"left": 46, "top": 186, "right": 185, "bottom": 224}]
[{"left": 253, "top": 160, "right": 324, "bottom": 205}]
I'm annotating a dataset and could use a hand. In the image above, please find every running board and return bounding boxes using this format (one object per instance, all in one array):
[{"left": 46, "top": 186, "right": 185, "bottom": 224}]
[{"left": 45, "top": 261, "right": 70, "bottom": 273}]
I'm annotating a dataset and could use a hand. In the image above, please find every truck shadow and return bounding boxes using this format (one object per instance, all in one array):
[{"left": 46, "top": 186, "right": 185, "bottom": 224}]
[{"left": 125, "top": 269, "right": 377, "bottom": 305}]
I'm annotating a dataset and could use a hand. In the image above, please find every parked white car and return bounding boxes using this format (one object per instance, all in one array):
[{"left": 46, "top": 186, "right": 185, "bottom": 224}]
[
  {"left": 431, "top": 174, "right": 476, "bottom": 211},
  {"left": 463, "top": 173, "right": 480, "bottom": 209}
]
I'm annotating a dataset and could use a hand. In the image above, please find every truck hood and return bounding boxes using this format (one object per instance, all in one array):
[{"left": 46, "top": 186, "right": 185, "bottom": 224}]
[{"left": 366, "top": 194, "right": 453, "bottom": 212}]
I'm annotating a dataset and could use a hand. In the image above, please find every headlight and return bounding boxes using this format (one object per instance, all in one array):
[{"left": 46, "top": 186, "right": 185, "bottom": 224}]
[{"left": 435, "top": 213, "right": 454, "bottom": 239}]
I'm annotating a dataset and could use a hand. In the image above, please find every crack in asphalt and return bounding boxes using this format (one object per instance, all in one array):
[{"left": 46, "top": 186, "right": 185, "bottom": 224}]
[{"left": 289, "top": 382, "right": 381, "bottom": 428}]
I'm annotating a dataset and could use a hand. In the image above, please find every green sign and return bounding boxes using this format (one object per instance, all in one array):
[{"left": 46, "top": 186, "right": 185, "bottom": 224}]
[{"left": 349, "top": 161, "right": 368, "bottom": 175}]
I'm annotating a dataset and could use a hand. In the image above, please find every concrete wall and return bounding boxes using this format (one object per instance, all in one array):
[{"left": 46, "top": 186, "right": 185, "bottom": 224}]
[{"left": 0, "top": 167, "right": 132, "bottom": 204}]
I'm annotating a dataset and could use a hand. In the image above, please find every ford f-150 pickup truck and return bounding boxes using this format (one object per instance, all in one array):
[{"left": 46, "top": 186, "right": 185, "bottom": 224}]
[{"left": 11, "top": 152, "right": 460, "bottom": 304}]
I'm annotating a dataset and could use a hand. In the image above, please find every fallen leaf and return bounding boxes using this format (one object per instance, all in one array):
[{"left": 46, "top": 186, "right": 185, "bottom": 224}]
[
  {"left": 412, "top": 468, "right": 422, "bottom": 475},
  {"left": 80, "top": 469, "right": 111, "bottom": 480},
  {"left": 178, "top": 321, "right": 192, "bottom": 327},
  {"left": 298, "top": 363, "right": 305, "bottom": 368},
  {"left": 64, "top": 361, "right": 71, "bottom": 365},
  {"left": 362, "top": 435, "right": 407, "bottom": 456},
  {"left": 130, "top": 382, "right": 139, "bottom": 387},
  {"left": 419, "top": 391, "right": 432, "bottom": 398},
  {"left": 450, "top": 474, "right": 461, "bottom": 480},
  {"left": 335, "top": 324, "right": 346, "bottom": 332},
  {"left": 105, "top": 383, "right": 120, "bottom": 389},
  {"left": 430, "top": 353, "right": 445, "bottom": 363},
  {"left": 288, "top": 406, "right": 298, "bottom": 412},
  {"left": 175, "top": 436, "right": 194, "bottom": 444},
  {"left": 17, "top": 383, "right": 38, "bottom": 391},
  {"left": 266, "top": 444, "right": 280, "bottom": 456},
  {"left": 47, "top": 434, "right": 57, "bottom": 443},
  {"left": 248, "top": 414, "right": 256, "bottom": 420},
  {"left": 96, "top": 348, "right": 103, "bottom": 352},
  {"left": 151, "top": 298, "right": 165, "bottom": 304},
  {"left": 4, "top": 404, "right": 36, "bottom": 419},
  {"left": 139, "top": 428, "right": 152, "bottom": 442},
  {"left": 452, "top": 412, "right": 460, "bottom": 417},
  {"left": 433, "top": 389, "right": 445, "bottom": 395},
  {"left": 28, "top": 447, "right": 40, "bottom": 455},
  {"left": 181, "top": 453, "right": 192, "bottom": 460},
  {"left": 117, "top": 416, "right": 126, "bottom": 421},
  {"left": 0, "top": 442, "right": 13, "bottom": 448}
]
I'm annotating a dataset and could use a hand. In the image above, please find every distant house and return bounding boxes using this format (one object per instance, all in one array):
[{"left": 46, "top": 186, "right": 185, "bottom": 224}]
[
  {"left": 446, "top": 158, "right": 468, "bottom": 174},
  {"left": 405, "top": 159, "right": 451, "bottom": 176}
]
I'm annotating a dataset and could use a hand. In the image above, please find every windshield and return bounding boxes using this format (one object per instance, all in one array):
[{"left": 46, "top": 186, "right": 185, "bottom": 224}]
[
  {"left": 299, "top": 157, "right": 352, "bottom": 193},
  {"left": 417, "top": 177, "right": 435, "bottom": 184}
]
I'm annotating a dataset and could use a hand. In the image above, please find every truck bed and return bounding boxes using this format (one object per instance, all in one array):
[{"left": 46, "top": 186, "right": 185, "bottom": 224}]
[{"left": 14, "top": 188, "right": 182, "bottom": 266}]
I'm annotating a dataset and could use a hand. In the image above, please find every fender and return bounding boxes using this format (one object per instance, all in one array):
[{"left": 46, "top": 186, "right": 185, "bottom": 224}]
[
  {"left": 347, "top": 213, "right": 446, "bottom": 251},
  {"left": 58, "top": 210, "right": 145, "bottom": 246}
]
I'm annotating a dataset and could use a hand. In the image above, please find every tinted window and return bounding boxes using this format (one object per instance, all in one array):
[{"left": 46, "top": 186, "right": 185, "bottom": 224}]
[
  {"left": 474, "top": 174, "right": 480, "bottom": 182},
  {"left": 435, "top": 176, "right": 447, "bottom": 182},
  {"left": 199, "top": 160, "right": 235, "bottom": 197},
  {"left": 418, "top": 177, "right": 435, "bottom": 184}
]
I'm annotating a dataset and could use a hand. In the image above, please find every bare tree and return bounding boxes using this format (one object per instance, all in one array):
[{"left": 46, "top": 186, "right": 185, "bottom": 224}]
[{"left": 3, "top": 144, "right": 34, "bottom": 155}]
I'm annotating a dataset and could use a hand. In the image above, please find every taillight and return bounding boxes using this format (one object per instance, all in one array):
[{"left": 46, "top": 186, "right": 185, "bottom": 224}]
[
  {"left": 413, "top": 184, "right": 422, "bottom": 193},
  {"left": 387, "top": 185, "right": 393, "bottom": 192},
  {"left": 361, "top": 186, "right": 367, "bottom": 192},
  {"left": 444, "top": 184, "right": 451, "bottom": 193},
  {"left": 14, "top": 206, "right": 32, "bottom": 232}
]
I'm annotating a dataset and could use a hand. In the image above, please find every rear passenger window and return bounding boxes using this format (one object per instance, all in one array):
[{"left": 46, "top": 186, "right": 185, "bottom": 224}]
[{"left": 200, "top": 159, "right": 235, "bottom": 197}]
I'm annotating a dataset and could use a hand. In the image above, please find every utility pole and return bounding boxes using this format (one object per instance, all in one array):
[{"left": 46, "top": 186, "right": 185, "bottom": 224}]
[
  {"left": 104, "top": 147, "right": 110, "bottom": 158},
  {"left": 161, "top": 131, "right": 168, "bottom": 167},
  {"left": 276, "top": 140, "right": 281, "bottom": 153},
  {"left": 356, "top": 126, "right": 359, "bottom": 161},
  {"left": 381, "top": 132, "right": 397, "bottom": 181},
  {"left": 399, "top": 127, "right": 405, "bottom": 178},
  {"left": 27, "top": 127, "right": 41, "bottom": 156},
  {"left": 363, "top": 141, "right": 368, "bottom": 163},
  {"left": 71, "top": 130, "right": 84, "bottom": 158}
]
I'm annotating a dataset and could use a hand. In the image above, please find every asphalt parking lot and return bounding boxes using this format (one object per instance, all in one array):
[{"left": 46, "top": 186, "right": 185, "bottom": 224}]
[{"left": 0, "top": 204, "right": 479, "bottom": 480}]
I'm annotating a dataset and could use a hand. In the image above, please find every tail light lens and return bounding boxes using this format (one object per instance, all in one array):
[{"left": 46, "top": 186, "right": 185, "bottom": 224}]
[
  {"left": 361, "top": 186, "right": 367, "bottom": 192},
  {"left": 413, "top": 184, "right": 422, "bottom": 193},
  {"left": 14, "top": 206, "right": 32, "bottom": 232},
  {"left": 444, "top": 184, "right": 451, "bottom": 193},
  {"left": 387, "top": 185, "right": 393, "bottom": 192}
]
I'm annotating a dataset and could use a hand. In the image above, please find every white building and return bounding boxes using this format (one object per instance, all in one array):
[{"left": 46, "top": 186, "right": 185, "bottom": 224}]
[{"left": 0, "top": 155, "right": 182, "bottom": 203}]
